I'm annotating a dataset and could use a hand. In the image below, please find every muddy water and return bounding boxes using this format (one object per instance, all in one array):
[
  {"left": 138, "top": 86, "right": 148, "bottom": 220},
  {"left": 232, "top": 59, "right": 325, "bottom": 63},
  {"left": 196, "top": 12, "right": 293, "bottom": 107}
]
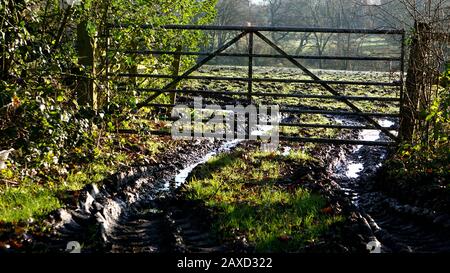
[
  {"left": 173, "top": 139, "right": 242, "bottom": 188},
  {"left": 333, "top": 118, "right": 450, "bottom": 253}
]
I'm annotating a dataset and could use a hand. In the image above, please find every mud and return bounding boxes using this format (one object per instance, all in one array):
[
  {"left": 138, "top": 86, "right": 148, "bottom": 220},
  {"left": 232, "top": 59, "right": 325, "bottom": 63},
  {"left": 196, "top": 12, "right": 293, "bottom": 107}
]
[{"left": 27, "top": 119, "right": 450, "bottom": 253}]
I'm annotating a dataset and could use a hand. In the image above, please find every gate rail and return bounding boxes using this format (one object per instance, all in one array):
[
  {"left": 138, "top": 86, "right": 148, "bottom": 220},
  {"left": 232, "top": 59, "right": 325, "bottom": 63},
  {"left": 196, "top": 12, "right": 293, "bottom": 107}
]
[{"left": 106, "top": 24, "right": 405, "bottom": 146}]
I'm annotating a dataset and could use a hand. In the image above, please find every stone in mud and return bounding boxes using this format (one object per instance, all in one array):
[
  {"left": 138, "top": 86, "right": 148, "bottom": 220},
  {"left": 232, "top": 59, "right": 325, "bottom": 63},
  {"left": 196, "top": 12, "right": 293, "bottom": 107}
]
[
  {"left": 57, "top": 209, "right": 73, "bottom": 224},
  {"left": 433, "top": 214, "right": 448, "bottom": 225}
]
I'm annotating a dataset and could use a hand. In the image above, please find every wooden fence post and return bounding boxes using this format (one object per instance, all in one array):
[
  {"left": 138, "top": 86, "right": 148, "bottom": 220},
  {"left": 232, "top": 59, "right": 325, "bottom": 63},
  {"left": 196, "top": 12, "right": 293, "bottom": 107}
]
[
  {"left": 399, "top": 21, "right": 430, "bottom": 142},
  {"left": 170, "top": 45, "right": 182, "bottom": 105},
  {"left": 76, "top": 20, "right": 97, "bottom": 111}
]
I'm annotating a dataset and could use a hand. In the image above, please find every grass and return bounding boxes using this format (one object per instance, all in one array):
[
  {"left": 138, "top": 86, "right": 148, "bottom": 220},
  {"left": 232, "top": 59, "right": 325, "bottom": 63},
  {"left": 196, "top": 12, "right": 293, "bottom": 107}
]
[
  {"left": 0, "top": 184, "right": 60, "bottom": 223},
  {"left": 183, "top": 146, "right": 343, "bottom": 252},
  {"left": 0, "top": 134, "right": 166, "bottom": 224},
  {"left": 58, "top": 160, "right": 115, "bottom": 191},
  {"left": 0, "top": 160, "right": 115, "bottom": 223},
  {"left": 150, "top": 66, "right": 401, "bottom": 140}
]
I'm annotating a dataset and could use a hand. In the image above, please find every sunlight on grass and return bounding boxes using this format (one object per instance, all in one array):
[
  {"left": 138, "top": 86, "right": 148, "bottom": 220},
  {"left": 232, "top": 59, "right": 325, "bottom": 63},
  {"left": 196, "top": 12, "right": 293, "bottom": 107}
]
[
  {"left": 60, "top": 161, "right": 111, "bottom": 191},
  {"left": 184, "top": 148, "right": 343, "bottom": 252},
  {"left": 0, "top": 185, "right": 60, "bottom": 223},
  {"left": 0, "top": 150, "right": 138, "bottom": 223}
]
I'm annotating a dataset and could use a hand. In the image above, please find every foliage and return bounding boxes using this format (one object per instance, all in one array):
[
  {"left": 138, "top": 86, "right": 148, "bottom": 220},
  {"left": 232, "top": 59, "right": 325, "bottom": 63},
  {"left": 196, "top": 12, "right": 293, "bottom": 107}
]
[
  {"left": 0, "top": 0, "right": 217, "bottom": 225},
  {"left": 439, "top": 62, "right": 450, "bottom": 88},
  {"left": 391, "top": 66, "right": 450, "bottom": 186},
  {"left": 107, "top": 0, "right": 217, "bottom": 106}
]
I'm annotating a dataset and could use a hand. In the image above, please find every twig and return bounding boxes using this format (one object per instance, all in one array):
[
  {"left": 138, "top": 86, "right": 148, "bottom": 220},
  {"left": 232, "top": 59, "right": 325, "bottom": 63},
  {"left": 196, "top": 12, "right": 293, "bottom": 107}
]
[
  {"left": 0, "top": 178, "right": 19, "bottom": 186},
  {"left": 51, "top": 6, "right": 73, "bottom": 54}
]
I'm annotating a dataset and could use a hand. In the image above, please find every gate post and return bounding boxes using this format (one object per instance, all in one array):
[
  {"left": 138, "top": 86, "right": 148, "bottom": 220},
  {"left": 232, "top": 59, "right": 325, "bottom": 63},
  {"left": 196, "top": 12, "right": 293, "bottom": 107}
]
[
  {"left": 398, "top": 31, "right": 406, "bottom": 141},
  {"left": 170, "top": 45, "right": 182, "bottom": 105},
  {"left": 399, "top": 21, "right": 430, "bottom": 142},
  {"left": 76, "top": 20, "right": 97, "bottom": 111}
]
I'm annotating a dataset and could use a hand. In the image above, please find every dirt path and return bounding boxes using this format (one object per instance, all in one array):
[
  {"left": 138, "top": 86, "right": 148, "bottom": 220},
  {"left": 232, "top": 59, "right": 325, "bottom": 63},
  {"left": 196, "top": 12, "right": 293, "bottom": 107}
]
[
  {"left": 33, "top": 125, "right": 450, "bottom": 253},
  {"left": 330, "top": 119, "right": 450, "bottom": 253}
]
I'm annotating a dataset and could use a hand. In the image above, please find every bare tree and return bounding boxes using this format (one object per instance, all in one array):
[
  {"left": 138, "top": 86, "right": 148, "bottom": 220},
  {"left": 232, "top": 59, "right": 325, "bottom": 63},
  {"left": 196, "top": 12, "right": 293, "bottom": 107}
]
[
  {"left": 335, "top": 0, "right": 368, "bottom": 69},
  {"left": 307, "top": 0, "right": 336, "bottom": 68},
  {"left": 284, "top": 0, "right": 312, "bottom": 54},
  {"left": 211, "top": 0, "right": 250, "bottom": 49},
  {"left": 264, "top": 0, "right": 291, "bottom": 44},
  {"left": 377, "top": 0, "right": 450, "bottom": 143}
]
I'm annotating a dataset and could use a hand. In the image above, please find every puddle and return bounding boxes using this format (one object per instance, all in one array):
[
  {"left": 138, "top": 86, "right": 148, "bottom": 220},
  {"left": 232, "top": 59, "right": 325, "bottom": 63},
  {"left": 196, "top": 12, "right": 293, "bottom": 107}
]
[
  {"left": 346, "top": 162, "right": 364, "bottom": 178},
  {"left": 357, "top": 119, "right": 395, "bottom": 151},
  {"left": 333, "top": 118, "right": 397, "bottom": 253},
  {"left": 250, "top": 125, "right": 277, "bottom": 137},
  {"left": 173, "top": 139, "right": 242, "bottom": 187},
  {"left": 339, "top": 118, "right": 394, "bottom": 181}
]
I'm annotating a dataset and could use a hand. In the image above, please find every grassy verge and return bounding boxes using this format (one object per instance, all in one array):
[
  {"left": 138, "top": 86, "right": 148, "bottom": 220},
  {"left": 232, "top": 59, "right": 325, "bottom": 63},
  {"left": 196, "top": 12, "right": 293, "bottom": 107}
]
[
  {"left": 0, "top": 160, "right": 114, "bottom": 223},
  {"left": 0, "top": 185, "right": 60, "bottom": 224},
  {"left": 0, "top": 133, "right": 165, "bottom": 224},
  {"left": 182, "top": 144, "right": 343, "bottom": 252}
]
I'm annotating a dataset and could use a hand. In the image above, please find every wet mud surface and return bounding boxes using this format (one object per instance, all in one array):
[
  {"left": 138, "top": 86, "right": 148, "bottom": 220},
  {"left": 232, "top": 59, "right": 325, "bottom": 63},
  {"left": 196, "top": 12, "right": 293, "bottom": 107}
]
[{"left": 27, "top": 116, "right": 450, "bottom": 253}]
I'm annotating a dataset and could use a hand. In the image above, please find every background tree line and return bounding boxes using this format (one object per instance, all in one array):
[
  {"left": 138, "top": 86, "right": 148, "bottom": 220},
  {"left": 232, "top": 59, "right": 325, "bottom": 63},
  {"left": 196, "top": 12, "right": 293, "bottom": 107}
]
[{"left": 205, "top": 0, "right": 448, "bottom": 72}]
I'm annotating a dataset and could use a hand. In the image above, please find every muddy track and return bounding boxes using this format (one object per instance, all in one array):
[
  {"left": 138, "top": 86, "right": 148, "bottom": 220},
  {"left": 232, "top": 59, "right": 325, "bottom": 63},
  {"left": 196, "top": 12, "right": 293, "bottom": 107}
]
[
  {"left": 330, "top": 121, "right": 450, "bottom": 253},
  {"left": 108, "top": 198, "right": 228, "bottom": 253},
  {"left": 37, "top": 139, "right": 248, "bottom": 253},
  {"left": 37, "top": 139, "right": 225, "bottom": 253},
  {"left": 34, "top": 118, "right": 450, "bottom": 253}
]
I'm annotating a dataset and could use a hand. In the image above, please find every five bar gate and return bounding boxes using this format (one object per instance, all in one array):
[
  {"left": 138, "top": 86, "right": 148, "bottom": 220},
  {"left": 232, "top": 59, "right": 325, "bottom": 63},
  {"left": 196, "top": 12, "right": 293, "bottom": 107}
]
[{"left": 105, "top": 24, "right": 405, "bottom": 146}]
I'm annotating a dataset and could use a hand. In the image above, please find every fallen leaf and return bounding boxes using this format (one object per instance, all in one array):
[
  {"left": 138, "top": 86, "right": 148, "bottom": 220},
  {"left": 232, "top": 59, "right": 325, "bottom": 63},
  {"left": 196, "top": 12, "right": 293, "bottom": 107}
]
[
  {"left": 8, "top": 240, "right": 22, "bottom": 249},
  {"left": 321, "top": 206, "right": 333, "bottom": 214}
]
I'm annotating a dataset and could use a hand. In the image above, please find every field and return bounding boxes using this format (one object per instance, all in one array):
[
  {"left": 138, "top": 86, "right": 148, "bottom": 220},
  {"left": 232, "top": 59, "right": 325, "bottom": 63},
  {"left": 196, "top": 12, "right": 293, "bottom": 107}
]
[{"left": 136, "top": 65, "right": 402, "bottom": 139}]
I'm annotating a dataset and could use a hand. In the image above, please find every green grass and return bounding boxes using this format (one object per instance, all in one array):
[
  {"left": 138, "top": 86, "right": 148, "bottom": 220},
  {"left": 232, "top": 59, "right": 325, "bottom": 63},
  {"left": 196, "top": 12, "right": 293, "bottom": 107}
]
[
  {"left": 183, "top": 147, "right": 342, "bottom": 252},
  {"left": 0, "top": 138, "right": 164, "bottom": 224},
  {"left": 0, "top": 185, "right": 60, "bottom": 223},
  {"left": 0, "top": 160, "right": 114, "bottom": 223},
  {"left": 59, "top": 161, "right": 114, "bottom": 192}
]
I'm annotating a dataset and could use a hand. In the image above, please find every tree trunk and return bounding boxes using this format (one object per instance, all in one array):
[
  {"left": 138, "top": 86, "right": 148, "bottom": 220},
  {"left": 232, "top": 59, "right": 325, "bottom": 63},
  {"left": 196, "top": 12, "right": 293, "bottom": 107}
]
[{"left": 399, "top": 21, "right": 430, "bottom": 142}]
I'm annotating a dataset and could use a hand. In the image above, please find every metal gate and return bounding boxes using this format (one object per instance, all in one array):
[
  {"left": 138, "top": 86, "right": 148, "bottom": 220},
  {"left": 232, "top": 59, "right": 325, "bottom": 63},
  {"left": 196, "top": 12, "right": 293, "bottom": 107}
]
[{"left": 106, "top": 24, "right": 405, "bottom": 146}]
